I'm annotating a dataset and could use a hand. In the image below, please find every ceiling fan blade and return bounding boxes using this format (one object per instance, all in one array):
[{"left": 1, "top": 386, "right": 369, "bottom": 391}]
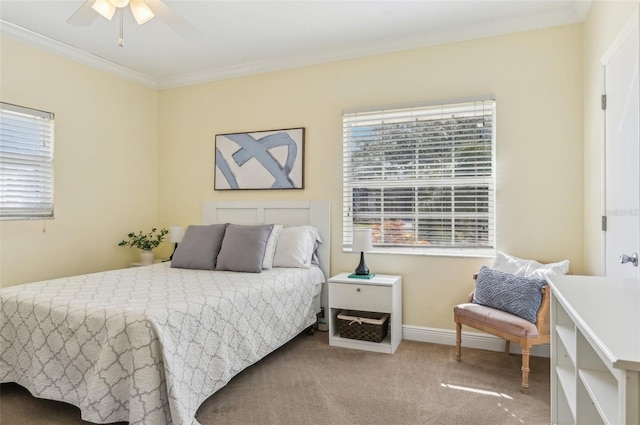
[
  {"left": 67, "top": 0, "right": 99, "bottom": 26},
  {"left": 146, "top": 0, "right": 201, "bottom": 40}
]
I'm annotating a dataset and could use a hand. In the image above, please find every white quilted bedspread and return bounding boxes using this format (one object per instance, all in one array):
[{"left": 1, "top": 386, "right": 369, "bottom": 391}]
[{"left": 0, "top": 263, "right": 323, "bottom": 425}]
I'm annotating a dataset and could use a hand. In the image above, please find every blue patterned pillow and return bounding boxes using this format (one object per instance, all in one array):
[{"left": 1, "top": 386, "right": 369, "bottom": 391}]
[{"left": 473, "top": 266, "right": 546, "bottom": 323}]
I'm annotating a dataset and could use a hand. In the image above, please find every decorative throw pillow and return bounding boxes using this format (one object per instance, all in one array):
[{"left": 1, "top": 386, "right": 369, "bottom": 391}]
[
  {"left": 216, "top": 224, "right": 274, "bottom": 273},
  {"left": 492, "top": 251, "right": 570, "bottom": 278},
  {"left": 262, "top": 224, "right": 283, "bottom": 270},
  {"left": 170, "top": 224, "right": 228, "bottom": 270},
  {"left": 272, "top": 225, "right": 320, "bottom": 268},
  {"left": 473, "top": 266, "right": 547, "bottom": 323}
]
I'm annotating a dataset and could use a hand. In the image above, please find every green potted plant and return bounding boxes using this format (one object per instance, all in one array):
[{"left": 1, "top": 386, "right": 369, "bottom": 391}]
[{"left": 118, "top": 227, "right": 169, "bottom": 265}]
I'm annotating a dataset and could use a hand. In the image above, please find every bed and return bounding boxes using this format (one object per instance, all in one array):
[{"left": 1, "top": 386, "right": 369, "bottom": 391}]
[{"left": 0, "top": 200, "right": 331, "bottom": 425}]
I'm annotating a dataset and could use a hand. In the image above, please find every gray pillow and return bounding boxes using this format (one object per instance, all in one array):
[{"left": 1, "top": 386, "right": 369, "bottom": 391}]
[
  {"left": 473, "top": 266, "right": 546, "bottom": 323},
  {"left": 216, "top": 224, "right": 274, "bottom": 273},
  {"left": 170, "top": 224, "right": 228, "bottom": 270}
]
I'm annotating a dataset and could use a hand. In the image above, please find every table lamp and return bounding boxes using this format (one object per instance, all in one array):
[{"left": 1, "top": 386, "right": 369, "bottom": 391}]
[
  {"left": 351, "top": 228, "right": 374, "bottom": 278},
  {"left": 169, "top": 226, "right": 185, "bottom": 260}
]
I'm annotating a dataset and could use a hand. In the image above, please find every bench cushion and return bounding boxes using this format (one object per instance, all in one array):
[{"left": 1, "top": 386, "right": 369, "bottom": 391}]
[{"left": 454, "top": 303, "right": 539, "bottom": 338}]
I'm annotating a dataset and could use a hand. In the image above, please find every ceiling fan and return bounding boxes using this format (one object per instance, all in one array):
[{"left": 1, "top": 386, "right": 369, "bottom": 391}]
[{"left": 67, "top": 0, "right": 200, "bottom": 46}]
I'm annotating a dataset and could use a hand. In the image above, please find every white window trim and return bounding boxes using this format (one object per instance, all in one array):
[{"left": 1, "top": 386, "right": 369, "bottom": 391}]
[
  {"left": 0, "top": 102, "right": 55, "bottom": 220},
  {"left": 342, "top": 96, "right": 496, "bottom": 257}
]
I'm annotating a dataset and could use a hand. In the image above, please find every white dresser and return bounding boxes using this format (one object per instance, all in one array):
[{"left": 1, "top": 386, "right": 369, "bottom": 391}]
[{"left": 546, "top": 274, "right": 640, "bottom": 425}]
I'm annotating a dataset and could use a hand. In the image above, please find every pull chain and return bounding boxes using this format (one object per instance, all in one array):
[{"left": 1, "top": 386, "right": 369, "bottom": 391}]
[{"left": 118, "top": 8, "right": 124, "bottom": 47}]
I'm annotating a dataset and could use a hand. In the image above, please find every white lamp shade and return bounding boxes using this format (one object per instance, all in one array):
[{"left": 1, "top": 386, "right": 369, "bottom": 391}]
[
  {"left": 352, "top": 228, "right": 373, "bottom": 253},
  {"left": 92, "top": 0, "right": 116, "bottom": 20},
  {"left": 130, "top": 0, "right": 155, "bottom": 25},
  {"left": 169, "top": 226, "right": 185, "bottom": 243}
]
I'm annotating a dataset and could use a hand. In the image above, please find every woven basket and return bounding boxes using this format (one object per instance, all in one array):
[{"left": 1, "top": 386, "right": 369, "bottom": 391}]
[{"left": 337, "top": 310, "right": 390, "bottom": 343}]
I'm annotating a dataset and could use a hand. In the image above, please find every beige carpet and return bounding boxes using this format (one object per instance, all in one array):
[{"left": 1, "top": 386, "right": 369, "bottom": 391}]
[{"left": 0, "top": 331, "right": 550, "bottom": 425}]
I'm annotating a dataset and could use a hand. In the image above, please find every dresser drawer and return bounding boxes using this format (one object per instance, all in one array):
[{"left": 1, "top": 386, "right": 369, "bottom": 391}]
[{"left": 329, "top": 282, "right": 391, "bottom": 312}]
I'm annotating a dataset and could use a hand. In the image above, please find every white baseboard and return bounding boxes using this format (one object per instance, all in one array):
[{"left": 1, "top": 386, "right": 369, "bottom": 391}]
[{"left": 402, "top": 324, "right": 550, "bottom": 358}]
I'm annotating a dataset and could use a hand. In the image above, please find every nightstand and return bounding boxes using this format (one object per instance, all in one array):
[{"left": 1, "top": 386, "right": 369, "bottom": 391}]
[{"left": 328, "top": 272, "right": 402, "bottom": 354}]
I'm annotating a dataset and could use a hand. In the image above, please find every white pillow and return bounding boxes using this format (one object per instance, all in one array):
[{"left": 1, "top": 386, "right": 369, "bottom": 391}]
[
  {"left": 262, "top": 224, "right": 283, "bottom": 270},
  {"left": 272, "top": 225, "right": 321, "bottom": 268},
  {"left": 492, "top": 251, "right": 569, "bottom": 278}
]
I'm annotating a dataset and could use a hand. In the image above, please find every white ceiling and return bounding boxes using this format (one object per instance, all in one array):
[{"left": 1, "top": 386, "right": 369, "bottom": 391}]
[{"left": 0, "top": 0, "right": 591, "bottom": 89}]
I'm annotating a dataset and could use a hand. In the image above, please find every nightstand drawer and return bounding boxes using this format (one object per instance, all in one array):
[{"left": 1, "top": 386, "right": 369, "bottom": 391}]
[{"left": 329, "top": 282, "right": 391, "bottom": 312}]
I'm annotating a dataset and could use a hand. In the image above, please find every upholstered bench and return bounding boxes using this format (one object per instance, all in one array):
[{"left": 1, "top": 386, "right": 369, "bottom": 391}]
[{"left": 453, "top": 269, "right": 551, "bottom": 393}]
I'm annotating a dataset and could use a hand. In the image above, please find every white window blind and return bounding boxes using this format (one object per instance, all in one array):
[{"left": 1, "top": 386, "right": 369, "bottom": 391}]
[
  {"left": 0, "top": 102, "right": 55, "bottom": 220},
  {"left": 343, "top": 98, "right": 495, "bottom": 256}
]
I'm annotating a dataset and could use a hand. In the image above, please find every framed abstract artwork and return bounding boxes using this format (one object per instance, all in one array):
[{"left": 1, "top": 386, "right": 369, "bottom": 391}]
[{"left": 215, "top": 128, "right": 305, "bottom": 190}]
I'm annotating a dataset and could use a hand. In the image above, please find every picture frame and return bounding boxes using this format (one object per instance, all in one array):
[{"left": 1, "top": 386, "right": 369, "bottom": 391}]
[{"left": 215, "top": 127, "right": 305, "bottom": 190}]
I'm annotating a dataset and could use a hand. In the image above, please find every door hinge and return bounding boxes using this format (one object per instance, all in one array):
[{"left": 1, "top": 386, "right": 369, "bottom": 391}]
[
  {"left": 601, "top": 94, "right": 607, "bottom": 110},
  {"left": 602, "top": 215, "right": 607, "bottom": 231}
]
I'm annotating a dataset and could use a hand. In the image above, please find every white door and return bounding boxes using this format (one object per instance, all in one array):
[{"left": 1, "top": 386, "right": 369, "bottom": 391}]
[{"left": 603, "top": 10, "right": 640, "bottom": 278}]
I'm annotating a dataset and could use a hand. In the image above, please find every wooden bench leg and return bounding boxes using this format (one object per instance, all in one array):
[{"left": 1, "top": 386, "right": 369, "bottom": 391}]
[
  {"left": 521, "top": 346, "right": 531, "bottom": 394},
  {"left": 455, "top": 322, "right": 462, "bottom": 362}
]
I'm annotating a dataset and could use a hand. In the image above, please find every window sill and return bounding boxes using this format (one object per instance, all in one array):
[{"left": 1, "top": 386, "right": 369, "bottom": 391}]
[{"left": 343, "top": 247, "right": 495, "bottom": 259}]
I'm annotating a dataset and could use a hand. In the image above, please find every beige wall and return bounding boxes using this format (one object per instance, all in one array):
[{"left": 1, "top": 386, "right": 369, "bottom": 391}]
[
  {"left": 158, "top": 24, "right": 585, "bottom": 330},
  {"left": 0, "top": 37, "right": 159, "bottom": 287},
  {"left": 2, "top": 1, "right": 637, "bottom": 333},
  {"left": 583, "top": 1, "right": 639, "bottom": 275},
  {"left": 0, "top": 20, "right": 590, "bottom": 331}
]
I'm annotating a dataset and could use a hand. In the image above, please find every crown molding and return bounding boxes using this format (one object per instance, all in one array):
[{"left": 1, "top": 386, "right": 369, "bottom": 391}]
[
  {"left": 2, "top": 1, "right": 591, "bottom": 91},
  {"left": 0, "top": 19, "right": 159, "bottom": 89},
  {"left": 147, "top": 4, "right": 592, "bottom": 90}
]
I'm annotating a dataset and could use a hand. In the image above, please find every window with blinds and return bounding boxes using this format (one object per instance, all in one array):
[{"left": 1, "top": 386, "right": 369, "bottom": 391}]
[
  {"left": 0, "top": 102, "right": 55, "bottom": 220},
  {"left": 343, "top": 97, "right": 495, "bottom": 256}
]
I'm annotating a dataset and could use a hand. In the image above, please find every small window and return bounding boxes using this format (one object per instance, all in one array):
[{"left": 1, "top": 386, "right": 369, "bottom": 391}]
[
  {"left": 0, "top": 102, "right": 55, "bottom": 220},
  {"left": 342, "top": 97, "right": 495, "bottom": 256}
]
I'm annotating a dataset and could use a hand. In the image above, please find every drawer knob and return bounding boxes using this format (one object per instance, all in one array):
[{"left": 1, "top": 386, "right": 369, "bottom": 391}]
[{"left": 356, "top": 288, "right": 361, "bottom": 292}]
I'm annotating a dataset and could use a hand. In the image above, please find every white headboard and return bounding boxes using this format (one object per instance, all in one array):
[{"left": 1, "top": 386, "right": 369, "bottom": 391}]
[{"left": 201, "top": 200, "right": 331, "bottom": 279}]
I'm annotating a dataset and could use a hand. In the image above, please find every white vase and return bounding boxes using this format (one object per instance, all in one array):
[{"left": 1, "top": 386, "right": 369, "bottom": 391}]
[{"left": 139, "top": 250, "right": 155, "bottom": 265}]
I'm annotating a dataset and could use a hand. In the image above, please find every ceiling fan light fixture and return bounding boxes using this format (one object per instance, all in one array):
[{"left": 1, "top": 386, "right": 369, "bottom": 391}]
[
  {"left": 110, "top": 0, "right": 130, "bottom": 8},
  {"left": 130, "top": 0, "right": 155, "bottom": 25},
  {"left": 92, "top": 0, "right": 116, "bottom": 20}
]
